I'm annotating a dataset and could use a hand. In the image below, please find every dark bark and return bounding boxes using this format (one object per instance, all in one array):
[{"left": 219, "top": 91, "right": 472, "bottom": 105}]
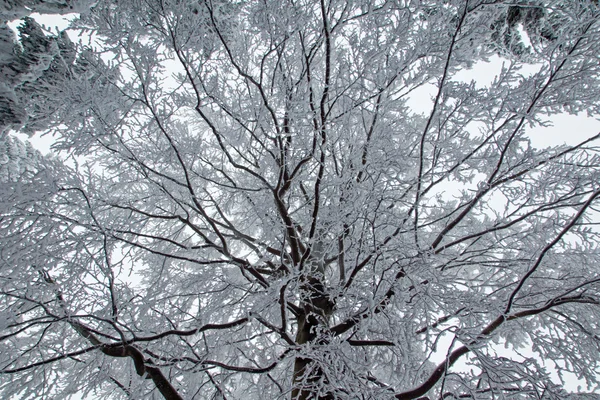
[{"left": 292, "top": 273, "right": 335, "bottom": 400}]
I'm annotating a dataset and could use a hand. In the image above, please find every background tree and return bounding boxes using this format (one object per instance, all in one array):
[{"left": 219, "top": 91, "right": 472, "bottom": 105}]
[
  {"left": 1, "top": 0, "right": 93, "bottom": 21},
  {"left": 1, "top": 0, "right": 97, "bottom": 136},
  {"left": 2, "top": 0, "right": 600, "bottom": 399}
]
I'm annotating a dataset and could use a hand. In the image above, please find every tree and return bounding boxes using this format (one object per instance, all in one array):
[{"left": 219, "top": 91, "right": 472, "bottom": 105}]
[
  {"left": 1, "top": 1, "right": 96, "bottom": 136},
  {"left": 2, "top": 0, "right": 600, "bottom": 398},
  {"left": 1, "top": 0, "right": 93, "bottom": 21}
]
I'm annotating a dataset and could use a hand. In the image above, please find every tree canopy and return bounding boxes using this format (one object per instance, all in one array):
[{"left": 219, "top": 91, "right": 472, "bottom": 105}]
[{"left": 2, "top": 1, "right": 600, "bottom": 399}]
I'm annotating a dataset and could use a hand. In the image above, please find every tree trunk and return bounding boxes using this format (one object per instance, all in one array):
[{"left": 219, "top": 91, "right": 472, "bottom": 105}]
[{"left": 292, "top": 273, "right": 334, "bottom": 400}]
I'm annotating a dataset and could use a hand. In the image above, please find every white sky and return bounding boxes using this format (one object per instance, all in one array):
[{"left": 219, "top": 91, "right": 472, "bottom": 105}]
[{"left": 407, "top": 54, "right": 600, "bottom": 149}]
